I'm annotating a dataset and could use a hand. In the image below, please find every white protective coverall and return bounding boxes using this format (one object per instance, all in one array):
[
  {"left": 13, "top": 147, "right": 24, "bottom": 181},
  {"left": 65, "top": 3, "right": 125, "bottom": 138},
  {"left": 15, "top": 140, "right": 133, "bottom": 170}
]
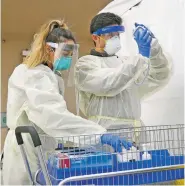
[
  {"left": 3, "top": 64, "right": 106, "bottom": 185},
  {"left": 75, "top": 36, "right": 171, "bottom": 142},
  {"left": 99, "top": 0, "right": 184, "bottom": 127}
]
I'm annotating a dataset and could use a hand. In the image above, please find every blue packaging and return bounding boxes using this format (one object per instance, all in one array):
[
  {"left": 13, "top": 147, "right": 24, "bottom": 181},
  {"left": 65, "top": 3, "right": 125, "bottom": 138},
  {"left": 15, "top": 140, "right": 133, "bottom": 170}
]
[
  {"left": 69, "top": 152, "right": 114, "bottom": 168},
  {"left": 48, "top": 151, "right": 115, "bottom": 169}
]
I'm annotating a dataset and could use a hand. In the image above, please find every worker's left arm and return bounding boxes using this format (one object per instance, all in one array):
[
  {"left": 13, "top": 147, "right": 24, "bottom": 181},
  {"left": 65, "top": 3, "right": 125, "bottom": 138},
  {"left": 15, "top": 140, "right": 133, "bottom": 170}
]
[{"left": 138, "top": 38, "right": 172, "bottom": 99}]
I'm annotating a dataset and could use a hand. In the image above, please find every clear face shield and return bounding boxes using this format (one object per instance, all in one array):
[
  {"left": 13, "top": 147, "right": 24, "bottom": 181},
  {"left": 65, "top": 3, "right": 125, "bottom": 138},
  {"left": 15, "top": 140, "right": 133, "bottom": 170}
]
[{"left": 47, "top": 42, "right": 79, "bottom": 87}]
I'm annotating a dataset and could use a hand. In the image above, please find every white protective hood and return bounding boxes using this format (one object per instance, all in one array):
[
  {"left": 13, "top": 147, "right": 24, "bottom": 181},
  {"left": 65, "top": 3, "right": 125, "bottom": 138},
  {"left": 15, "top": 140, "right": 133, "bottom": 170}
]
[
  {"left": 99, "top": 0, "right": 143, "bottom": 16},
  {"left": 100, "top": 0, "right": 184, "bottom": 126}
]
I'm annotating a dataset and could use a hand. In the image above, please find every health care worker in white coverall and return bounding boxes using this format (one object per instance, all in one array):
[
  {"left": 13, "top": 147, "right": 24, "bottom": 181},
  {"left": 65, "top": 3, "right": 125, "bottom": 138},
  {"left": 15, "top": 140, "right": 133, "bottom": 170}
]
[
  {"left": 3, "top": 20, "right": 131, "bottom": 185},
  {"left": 99, "top": 0, "right": 183, "bottom": 128},
  {"left": 75, "top": 12, "right": 171, "bottom": 143}
]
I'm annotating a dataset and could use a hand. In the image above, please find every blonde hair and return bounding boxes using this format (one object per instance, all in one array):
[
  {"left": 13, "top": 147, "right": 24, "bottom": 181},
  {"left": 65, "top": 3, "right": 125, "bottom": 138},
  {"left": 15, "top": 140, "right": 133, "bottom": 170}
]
[{"left": 23, "top": 19, "right": 69, "bottom": 68}]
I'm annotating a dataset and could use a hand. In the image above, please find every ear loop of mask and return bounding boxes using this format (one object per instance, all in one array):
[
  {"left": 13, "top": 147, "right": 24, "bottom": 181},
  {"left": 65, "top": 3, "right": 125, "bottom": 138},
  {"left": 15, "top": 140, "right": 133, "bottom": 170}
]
[
  {"left": 94, "top": 35, "right": 107, "bottom": 51},
  {"left": 50, "top": 47, "right": 55, "bottom": 52},
  {"left": 45, "top": 46, "right": 55, "bottom": 69}
]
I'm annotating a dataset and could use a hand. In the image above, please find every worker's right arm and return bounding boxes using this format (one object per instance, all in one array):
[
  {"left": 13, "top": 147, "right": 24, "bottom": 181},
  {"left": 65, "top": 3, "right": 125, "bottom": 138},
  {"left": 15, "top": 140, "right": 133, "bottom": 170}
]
[
  {"left": 24, "top": 70, "right": 106, "bottom": 145},
  {"left": 75, "top": 55, "right": 149, "bottom": 97}
]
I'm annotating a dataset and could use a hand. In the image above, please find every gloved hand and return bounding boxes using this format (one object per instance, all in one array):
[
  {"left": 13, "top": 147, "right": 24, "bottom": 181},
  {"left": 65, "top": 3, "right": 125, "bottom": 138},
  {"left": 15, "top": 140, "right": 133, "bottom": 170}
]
[
  {"left": 135, "top": 23, "right": 155, "bottom": 38},
  {"left": 134, "top": 23, "right": 153, "bottom": 58},
  {"left": 101, "top": 134, "right": 132, "bottom": 153}
]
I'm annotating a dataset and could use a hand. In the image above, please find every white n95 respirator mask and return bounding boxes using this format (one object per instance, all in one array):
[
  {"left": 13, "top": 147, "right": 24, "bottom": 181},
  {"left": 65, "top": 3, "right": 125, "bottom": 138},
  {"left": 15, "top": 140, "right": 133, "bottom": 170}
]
[{"left": 104, "top": 36, "right": 121, "bottom": 55}]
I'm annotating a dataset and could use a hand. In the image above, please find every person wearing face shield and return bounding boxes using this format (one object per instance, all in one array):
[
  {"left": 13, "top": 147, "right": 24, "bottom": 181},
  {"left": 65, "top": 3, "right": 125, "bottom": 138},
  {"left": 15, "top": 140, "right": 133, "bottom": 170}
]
[
  {"left": 75, "top": 13, "right": 171, "bottom": 145},
  {"left": 3, "top": 19, "right": 132, "bottom": 185}
]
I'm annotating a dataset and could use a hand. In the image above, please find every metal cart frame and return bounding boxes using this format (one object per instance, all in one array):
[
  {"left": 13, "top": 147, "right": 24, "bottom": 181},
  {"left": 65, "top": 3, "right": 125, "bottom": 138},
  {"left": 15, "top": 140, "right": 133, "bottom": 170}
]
[
  {"left": 15, "top": 125, "right": 184, "bottom": 185},
  {"left": 15, "top": 126, "right": 52, "bottom": 185}
]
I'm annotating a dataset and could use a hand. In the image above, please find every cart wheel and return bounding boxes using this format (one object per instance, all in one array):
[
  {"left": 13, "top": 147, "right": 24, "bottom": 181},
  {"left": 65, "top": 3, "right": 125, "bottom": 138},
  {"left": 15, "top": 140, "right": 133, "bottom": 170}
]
[{"left": 174, "top": 179, "right": 184, "bottom": 185}]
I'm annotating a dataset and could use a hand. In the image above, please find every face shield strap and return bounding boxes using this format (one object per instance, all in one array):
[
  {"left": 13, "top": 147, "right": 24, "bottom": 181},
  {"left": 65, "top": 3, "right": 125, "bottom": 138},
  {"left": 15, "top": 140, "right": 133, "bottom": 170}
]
[
  {"left": 93, "top": 25, "right": 125, "bottom": 35},
  {"left": 46, "top": 42, "right": 75, "bottom": 51},
  {"left": 46, "top": 42, "right": 59, "bottom": 49}
]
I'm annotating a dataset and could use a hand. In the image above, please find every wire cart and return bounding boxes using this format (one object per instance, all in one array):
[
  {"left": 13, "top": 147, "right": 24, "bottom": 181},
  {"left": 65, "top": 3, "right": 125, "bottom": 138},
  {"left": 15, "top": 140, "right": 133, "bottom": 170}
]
[{"left": 15, "top": 124, "right": 184, "bottom": 185}]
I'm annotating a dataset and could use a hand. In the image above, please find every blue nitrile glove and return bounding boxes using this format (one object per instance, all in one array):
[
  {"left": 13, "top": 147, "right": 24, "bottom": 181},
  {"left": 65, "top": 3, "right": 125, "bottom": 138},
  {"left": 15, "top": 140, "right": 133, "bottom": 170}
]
[
  {"left": 101, "top": 134, "right": 132, "bottom": 153},
  {"left": 134, "top": 23, "right": 153, "bottom": 58},
  {"left": 135, "top": 23, "right": 155, "bottom": 38},
  {"left": 55, "top": 143, "right": 64, "bottom": 150}
]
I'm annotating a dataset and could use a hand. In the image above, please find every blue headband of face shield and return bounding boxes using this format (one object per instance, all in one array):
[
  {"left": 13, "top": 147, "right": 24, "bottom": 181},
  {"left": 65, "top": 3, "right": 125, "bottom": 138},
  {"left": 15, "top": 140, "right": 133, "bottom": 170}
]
[{"left": 93, "top": 25, "right": 125, "bottom": 35}]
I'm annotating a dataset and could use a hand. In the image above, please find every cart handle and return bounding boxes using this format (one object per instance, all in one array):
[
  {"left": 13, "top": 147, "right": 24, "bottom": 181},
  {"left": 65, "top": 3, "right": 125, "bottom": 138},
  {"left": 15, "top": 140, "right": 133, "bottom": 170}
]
[{"left": 15, "top": 126, "right": 41, "bottom": 147}]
